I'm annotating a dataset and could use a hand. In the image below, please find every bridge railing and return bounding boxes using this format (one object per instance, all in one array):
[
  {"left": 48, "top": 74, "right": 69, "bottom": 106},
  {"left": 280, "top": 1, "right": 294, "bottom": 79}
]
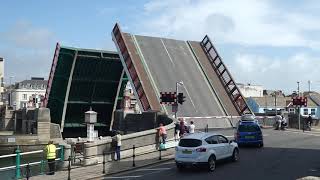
[
  {"left": 200, "top": 35, "right": 252, "bottom": 115},
  {"left": 0, "top": 145, "right": 64, "bottom": 179}
]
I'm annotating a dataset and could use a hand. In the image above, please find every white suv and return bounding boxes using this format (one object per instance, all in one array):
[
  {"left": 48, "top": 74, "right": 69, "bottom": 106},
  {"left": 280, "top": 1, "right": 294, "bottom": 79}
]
[{"left": 175, "top": 132, "right": 239, "bottom": 172}]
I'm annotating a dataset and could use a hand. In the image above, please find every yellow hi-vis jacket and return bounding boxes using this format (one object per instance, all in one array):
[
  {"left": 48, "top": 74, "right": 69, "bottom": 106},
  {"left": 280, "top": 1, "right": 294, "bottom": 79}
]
[{"left": 46, "top": 144, "right": 56, "bottom": 160}]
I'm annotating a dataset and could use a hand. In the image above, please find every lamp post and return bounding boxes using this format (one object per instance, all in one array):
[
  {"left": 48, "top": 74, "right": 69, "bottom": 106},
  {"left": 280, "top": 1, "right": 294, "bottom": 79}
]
[
  {"left": 9, "top": 76, "right": 14, "bottom": 107},
  {"left": 174, "top": 81, "right": 184, "bottom": 118},
  {"left": 297, "top": 81, "right": 301, "bottom": 130}
]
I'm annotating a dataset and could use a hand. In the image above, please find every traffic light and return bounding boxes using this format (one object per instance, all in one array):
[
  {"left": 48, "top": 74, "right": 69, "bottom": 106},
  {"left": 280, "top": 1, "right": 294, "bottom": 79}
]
[
  {"left": 177, "top": 93, "right": 186, "bottom": 104},
  {"left": 160, "top": 92, "right": 176, "bottom": 104},
  {"left": 292, "top": 96, "right": 307, "bottom": 107}
]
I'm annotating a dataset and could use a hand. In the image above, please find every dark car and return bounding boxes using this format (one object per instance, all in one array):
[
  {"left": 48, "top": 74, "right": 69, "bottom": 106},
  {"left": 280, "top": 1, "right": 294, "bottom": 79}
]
[{"left": 234, "top": 117, "right": 263, "bottom": 147}]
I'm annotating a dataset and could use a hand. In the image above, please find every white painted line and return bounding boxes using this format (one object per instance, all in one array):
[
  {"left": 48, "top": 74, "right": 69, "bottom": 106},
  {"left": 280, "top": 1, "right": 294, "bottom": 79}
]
[
  {"left": 132, "top": 35, "right": 168, "bottom": 115},
  {"left": 135, "top": 168, "right": 172, "bottom": 171},
  {"left": 103, "top": 175, "right": 142, "bottom": 179},
  {"left": 183, "top": 85, "right": 197, "bottom": 111},
  {"left": 186, "top": 41, "right": 226, "bottom": 116},
  {"left": 160, "top": 39, "right": 175, "bottom": 66}
]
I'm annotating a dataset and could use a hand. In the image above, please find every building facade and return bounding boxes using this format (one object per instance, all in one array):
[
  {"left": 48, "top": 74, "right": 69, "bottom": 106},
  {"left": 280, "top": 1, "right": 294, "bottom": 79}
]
[
  {"left": 10, "top": 77, "right": 47, "bottom": 109},
  {"left": 247, "top": 94, "right": 319, "bottom": 119},
  {"left": 237, "top": 83, "right": 263, "bottom": 97}
]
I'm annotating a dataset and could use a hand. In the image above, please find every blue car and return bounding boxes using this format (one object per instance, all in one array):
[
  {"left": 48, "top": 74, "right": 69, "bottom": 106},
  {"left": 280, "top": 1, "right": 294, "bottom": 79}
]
[{"left": 234, "top": 120, "right": 263, "bottom": 147}]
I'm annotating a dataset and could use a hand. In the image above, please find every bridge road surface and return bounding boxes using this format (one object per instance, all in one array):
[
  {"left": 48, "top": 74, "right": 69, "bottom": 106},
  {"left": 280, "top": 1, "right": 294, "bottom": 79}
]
[
  {"left": 96, "top": 129, "right": 320, "bottom": 180},
  {"left": 133, "top": 35, "right": 226, "bottom": 118}
]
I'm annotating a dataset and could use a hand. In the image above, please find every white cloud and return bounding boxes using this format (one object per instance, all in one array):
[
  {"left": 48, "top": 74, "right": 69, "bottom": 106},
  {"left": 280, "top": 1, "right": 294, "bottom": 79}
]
[
  {"left": 136, "top": 0, "right": 320, "bottom": 49},
  {"left": 230, "top": 53, "right": 320, "bottom": 93},
  {"left": 131, "top": 0, "right": 320, "bottom": 93},
  {"left": 0, "top": 21, "right": 56, "bottom": 82}
]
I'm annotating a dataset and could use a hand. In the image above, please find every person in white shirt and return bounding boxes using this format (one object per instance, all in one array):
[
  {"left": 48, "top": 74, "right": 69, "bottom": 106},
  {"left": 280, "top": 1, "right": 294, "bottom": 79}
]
[
  {"left": 189, "top": 121, "right": 195, "bottom": 134},
  {"left": 115, "top": 131, "right": 121, "bottom": 161}
]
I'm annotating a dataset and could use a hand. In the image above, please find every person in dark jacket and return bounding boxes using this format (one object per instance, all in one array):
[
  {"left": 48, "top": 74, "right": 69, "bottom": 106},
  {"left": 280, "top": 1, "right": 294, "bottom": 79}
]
[{"left": 179, "top": 118, "right": 186, "bottom": 137}]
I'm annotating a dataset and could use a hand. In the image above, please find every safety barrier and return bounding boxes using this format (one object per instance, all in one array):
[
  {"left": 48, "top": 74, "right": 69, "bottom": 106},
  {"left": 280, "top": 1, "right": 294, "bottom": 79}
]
[{"left": 0, "top": 145, "right": 64, "bottom": 179}]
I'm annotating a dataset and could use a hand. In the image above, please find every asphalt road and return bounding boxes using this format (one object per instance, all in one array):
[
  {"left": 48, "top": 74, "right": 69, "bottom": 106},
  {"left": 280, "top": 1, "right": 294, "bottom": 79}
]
[
  {"left": 133, "top": 35, "right": 225, "bottom": 117},
  {"left": 100, "top": 129, "right": 320, "bottom": 180}
]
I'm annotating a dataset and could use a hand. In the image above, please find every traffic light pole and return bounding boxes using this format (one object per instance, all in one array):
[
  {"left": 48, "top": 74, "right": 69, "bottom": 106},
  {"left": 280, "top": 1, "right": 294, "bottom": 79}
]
[
  {"left": 175, "top": 82, "right": 178, "bottom": 119},
  {"left": 298, "top": 106, "right": 301, "bottom": 130}
]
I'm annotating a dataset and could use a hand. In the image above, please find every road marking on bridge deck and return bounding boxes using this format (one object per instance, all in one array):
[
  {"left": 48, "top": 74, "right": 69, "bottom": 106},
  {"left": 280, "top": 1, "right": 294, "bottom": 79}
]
[{"left": 160, "top": 39, "right": 175, "bottom": 66}]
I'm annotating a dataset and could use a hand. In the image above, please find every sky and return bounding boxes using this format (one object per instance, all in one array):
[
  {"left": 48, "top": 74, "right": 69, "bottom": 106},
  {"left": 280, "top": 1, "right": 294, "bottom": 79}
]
[{"left": 0, "top": 0, "right": 319, "bottom": 94}]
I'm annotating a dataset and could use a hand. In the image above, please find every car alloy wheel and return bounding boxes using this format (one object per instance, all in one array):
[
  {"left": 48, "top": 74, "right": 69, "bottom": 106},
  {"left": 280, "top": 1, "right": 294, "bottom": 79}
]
[
  {"left": 232, "top": 149, "right": 239, "bottom": 162},
  {"left": 208, "top": 156, "right": 216, "bottom": 172}
]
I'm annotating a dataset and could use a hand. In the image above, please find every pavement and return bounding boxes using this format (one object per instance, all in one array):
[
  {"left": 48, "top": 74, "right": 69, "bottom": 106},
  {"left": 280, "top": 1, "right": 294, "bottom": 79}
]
[
  {"left": 30, "top": 140, "right": 179, "bottom": 180},
  {"left": 93, "top": 129, "right": 320, "bottom": 180},
  {"left": 29, "top": 128, "right": 320, "bottom": 180}
]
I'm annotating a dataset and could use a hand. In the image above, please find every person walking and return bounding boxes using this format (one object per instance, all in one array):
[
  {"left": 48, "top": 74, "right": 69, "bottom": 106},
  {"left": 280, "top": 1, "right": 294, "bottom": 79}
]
[
  {"left": 114, "top": 131, "right": 122, "bottom": 161},
  {"left": 179, "top": 118, "right": 186, "bottom": 137},
  {"left": 174, "top": 121, "right": 180, "bottom": 141},
  {"left": 45, "top": 141, "right": 56, "bottom": 175},
  {"left": 189, "top": 121, "right": 195, "bottom": 134},
  {"left": 159, "top": 123, "right": 167, "bottom": 144},
  {"left": 307, "top": 114, "right": 313, "bottom": 130}
]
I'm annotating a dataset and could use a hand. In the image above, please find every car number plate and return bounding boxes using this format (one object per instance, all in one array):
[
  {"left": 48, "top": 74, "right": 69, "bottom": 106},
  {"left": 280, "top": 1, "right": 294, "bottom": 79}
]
[
  {"left": 245, "top": 136, "right": 255, "bottom": 139},
  {"left": 182, "top": 150, "right": 192, "bottom": 154}
]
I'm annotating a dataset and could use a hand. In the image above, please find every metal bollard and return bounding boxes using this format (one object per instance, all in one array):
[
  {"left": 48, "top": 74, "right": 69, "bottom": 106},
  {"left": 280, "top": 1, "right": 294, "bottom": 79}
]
[
  {"left": 102, "top": 151, "right": 106, "bottom": 174},
  {"left": 68, "top": 156, "right": 71, "bottom": 180},
  {"left": 15, "top": 148, "right": 21, "bottom": 180},
  {"left": 40, "top": 160, "right": 45, "bottom": 175},
  {"left": 159, "top": 144, "right": 162, "bottom": 160},
  {"left": 26, "top": 163, "right": 30, "bottom": 180},
  {"left": 132, "top": 145, "right": 136, "bottom": 167}
]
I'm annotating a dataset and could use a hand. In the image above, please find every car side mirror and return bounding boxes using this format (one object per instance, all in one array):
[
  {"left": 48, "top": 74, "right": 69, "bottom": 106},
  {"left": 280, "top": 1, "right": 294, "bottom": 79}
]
[{"left": 229, "top": 140, "right": 233, "bottom": 144}]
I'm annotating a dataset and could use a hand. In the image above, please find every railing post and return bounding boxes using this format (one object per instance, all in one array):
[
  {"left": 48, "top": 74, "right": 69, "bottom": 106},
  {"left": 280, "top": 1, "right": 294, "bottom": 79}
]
[
  {"left": 68, "top": 156, "right": 71, "bottom": 180},
  {"left": 159, "top": 143, "right": 162, "bottom": 160},
  {"left": 26, "top": 163, "right": 30, "bottom": 180},
  {"left": 102, "top": 151, "right": 106, "bottom": 174},
  {"left": 15, "top": 147, "right": 21, "bottom": 179},
  {"left": 40, "top": 160, "right": 45, "bottom": 175},
  {"left": 59, "top": 145, "right": 64, "bottom": 161},
  {"left": 132, "top": 145, "right": 136, "bottom": 167}
]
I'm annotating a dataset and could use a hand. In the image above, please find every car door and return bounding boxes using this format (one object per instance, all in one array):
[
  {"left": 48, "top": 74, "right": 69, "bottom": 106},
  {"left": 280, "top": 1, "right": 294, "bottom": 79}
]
[
  {"left": 217, "top": 135, "right": 231, "bottom": 158},
  {"left": 205, "top": 135, "right": 224, "bottom": 160}
]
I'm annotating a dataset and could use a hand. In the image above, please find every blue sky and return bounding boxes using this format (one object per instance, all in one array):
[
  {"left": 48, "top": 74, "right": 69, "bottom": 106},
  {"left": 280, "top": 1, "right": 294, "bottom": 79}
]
[{"left": 1, "top": 0, "right": 320, "bottom": 94}]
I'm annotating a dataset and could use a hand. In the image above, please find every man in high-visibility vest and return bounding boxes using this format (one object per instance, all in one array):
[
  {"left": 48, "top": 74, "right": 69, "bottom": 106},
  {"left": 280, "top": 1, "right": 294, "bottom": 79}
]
[{"left": 46, "top": 140, "right": 56, "bottom": 175}]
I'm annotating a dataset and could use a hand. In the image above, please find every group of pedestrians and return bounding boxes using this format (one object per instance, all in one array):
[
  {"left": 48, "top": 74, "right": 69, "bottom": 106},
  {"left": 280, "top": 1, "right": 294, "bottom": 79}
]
[{"left": 174, "top": 118, "right": 195, "bottom": 141}]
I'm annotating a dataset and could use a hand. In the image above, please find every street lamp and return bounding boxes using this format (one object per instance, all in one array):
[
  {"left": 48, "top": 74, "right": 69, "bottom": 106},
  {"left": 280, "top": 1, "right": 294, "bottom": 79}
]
[{"left": 9, "top": 76, "right": 15, "bottom": 107}]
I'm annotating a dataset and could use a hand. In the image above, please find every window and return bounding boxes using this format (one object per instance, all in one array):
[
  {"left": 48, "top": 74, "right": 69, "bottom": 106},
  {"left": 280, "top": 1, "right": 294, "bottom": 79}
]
[
  {"left": 238, "top": 125, "right": 260, "bottom": 132},
  {"left": 217, "top": 136, "right": 228, "bottom": 144},
  {"left": 289, "top": 108, "right": 295, "bottom": 114},
  {"left": 22, "top": 94, "right": 27, "bottom": 100},
  {"left": 205, "top": 136, "right": 219, "bottom": 144},
  {"left": 311, "top": 109, "right": 316, "bottom": 115},
  {"left": 178, "top": 139, "right": 202, "bottom": 147},
  {"left": 303, "top": 109, "right": 308, "bottom": 115}
]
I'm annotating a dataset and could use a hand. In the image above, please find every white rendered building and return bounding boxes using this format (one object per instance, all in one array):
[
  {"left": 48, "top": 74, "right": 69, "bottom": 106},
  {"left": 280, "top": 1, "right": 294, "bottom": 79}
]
[{"left": 10, "top": 77, "right": 47, "bottom": 109}]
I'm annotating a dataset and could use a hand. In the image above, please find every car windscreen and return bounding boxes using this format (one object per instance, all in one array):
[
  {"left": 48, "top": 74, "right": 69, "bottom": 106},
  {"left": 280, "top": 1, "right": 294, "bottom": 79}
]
[
  {"left": 238, "top": 124, "right": 261, "bottom": 132},
  {"left": 178, "top": 139, "right": 202, "bottom": 147}
]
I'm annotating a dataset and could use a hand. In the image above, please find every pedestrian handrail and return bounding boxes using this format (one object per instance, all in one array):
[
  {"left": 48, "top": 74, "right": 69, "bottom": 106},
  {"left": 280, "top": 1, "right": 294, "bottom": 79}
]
[
  {"left": 0, "top": 145, "right": 64, "bottom": 180},
  {"left": 0, "top": 153, "right": 16, "bottom": 159}
]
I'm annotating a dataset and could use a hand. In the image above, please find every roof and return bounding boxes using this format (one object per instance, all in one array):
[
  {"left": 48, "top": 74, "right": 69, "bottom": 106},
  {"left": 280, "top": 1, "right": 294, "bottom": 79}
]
[
  {"left": 305, "top": 92, "right": 320, "bottom": 106},
  {"left": 182, "top": 132, "right": 220, "bottom": 140},
  {"left": 250, "top": 96, "right": 318, "bottom": 108},
  {"left": 15, "top": 79, "right": 48, "bottom": 89}
]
